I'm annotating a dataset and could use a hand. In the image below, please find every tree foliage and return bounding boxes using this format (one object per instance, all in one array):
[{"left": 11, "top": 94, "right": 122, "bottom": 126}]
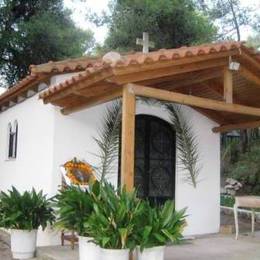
[
  {"left": 0, "top": 0, "right": 94, "bottom": 86},
  {"left": 89, "top": 0, "right": 217, "bottom": 52},
  {"left": 195, "top": 0, "right": 254, "bottom": 41},
  {"left": 227, "top": 141, "right": 260, "bottom": 195}
]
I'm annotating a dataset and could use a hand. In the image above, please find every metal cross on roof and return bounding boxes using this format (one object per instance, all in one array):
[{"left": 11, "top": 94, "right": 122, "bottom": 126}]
[{"left": 136, "top": 32, "right": 155, "bottom": 53}]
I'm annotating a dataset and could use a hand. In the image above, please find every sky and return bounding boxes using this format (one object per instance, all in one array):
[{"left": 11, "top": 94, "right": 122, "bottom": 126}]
[
  {"left": 64, "top": 0, "right": 110, "bottom": 43},
  {"left": 65, "top": 0, "right": 259, "bottom": 44}
]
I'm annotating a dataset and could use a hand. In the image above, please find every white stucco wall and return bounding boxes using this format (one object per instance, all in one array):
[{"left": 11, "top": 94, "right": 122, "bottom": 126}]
[
  {"left": 53, "top": 101, "right": 220, "bottom": 236},
  {"left": 0, "top": 78, "right": 220, "bottom": 244},
  {"left": 0, "top": 95, "right": 55, "bottom": 193}
]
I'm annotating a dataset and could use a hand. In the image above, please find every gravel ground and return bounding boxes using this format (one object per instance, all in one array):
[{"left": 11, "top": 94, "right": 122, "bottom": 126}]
[
  {"left": 221, "top": 211, "right": 260, "bottom": 233},
  {"left": 0, "top": 230, "right": 12, "bottom": 260},
  {"left": 1, "top": 213, "right": 260, "bottom": 260}
]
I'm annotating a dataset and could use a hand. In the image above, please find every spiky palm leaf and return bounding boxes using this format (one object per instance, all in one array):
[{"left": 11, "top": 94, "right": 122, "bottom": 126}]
[
  {"left": 94, "top": 97, "right": 200, "bottom": 188},
  {"left": 165, "top": 104, "right": 200, "bottom": 188},
  {"left": 93, "top": 99, "right": 122, "bottom": 182}
]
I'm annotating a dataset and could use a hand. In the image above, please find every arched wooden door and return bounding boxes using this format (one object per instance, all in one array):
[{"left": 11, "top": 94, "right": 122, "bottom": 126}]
[{"left": 134, "top": 115, "right": 176, "bottom": 204}]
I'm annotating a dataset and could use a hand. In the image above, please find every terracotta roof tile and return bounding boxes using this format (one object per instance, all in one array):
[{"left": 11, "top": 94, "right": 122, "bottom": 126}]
[
  {"left": 0, "top": 56, "right": 103, "bottom": 107},
  {"left": 39, "top": 65, "right": 112, "bottom": 99},
  {"left": 39, "top": 41, "right": 246, "bottom": 101},
  {"left": 0, "top": 74, "right": 39, "bottom": 104},
  {"left": 29, "top": 56, "right": 102, "bottom": 74},
  {"left": 110, "top": 41, "right": 242, "bottom": 68}
]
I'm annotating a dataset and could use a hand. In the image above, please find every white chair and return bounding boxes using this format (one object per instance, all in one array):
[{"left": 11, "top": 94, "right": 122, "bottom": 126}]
[{"left": 234, "top": 196, "right": 260, "bottom": 239}]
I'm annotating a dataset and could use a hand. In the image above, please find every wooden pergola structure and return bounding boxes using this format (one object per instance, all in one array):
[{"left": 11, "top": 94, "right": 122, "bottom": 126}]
[{"left": 37, "top": 41, "right": 260, "bottom": 190}]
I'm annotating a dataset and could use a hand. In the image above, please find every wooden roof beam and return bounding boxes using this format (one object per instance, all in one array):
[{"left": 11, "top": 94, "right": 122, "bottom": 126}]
[
  {"left": 239, "top": 66, "right": 260, "bottom": 86},
  {"left": 192, "top": 107, "right": 228, "bottom": 125},
  {"left": 239, "top": 50, "right": 260, "bottom": 71},
  {"left": 154, "top": 68, "right": 223, "bottom": 90},
  {"left": 43, "top": 70, "right": 113, "bottom": 104},
  {"left": 113, "top": 58, "right": 229, "bottom": 84},
  {"left": 61, "top": 88, "right": 122, "bottom": 115},
  {"left": 213, "top": 120, "right": 260, "bottom": 133},
  {"left": 129, "top": 83, "right": 260, "bottom": 117}
]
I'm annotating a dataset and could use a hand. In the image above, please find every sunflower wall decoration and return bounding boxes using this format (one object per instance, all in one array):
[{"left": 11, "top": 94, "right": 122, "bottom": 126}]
[{"left": 63, "top": 158, "right": 96, "bottom": 186}]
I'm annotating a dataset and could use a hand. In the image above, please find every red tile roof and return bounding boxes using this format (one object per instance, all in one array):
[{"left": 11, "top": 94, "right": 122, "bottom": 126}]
[
  {"left": 40, "top": 41, "right": 253, "bottom": 100},
  {"left": 0, "top": 56, "right": 101, "bottom": 107},
  {"left": 1, "top": 41, "right": 259, "bottom": 109}
]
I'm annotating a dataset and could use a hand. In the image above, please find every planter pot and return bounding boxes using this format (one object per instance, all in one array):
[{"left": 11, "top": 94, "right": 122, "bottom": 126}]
[
  {"left": 11, "top": 229, "right": 37, "bottom": 259},
  {"left": 78, "top": 236, "right": 100, "bottom": 260},
  {"left": 137, "top": 246, "right": 165, "bottom": 260},
  {"left": 101, "top": 248, "right": 129, "bottom": 260}
]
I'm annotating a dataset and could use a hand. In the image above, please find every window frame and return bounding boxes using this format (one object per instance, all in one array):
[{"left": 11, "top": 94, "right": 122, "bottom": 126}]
[{"left": 6, "top": 120, "right": 18, "bottom": 160}]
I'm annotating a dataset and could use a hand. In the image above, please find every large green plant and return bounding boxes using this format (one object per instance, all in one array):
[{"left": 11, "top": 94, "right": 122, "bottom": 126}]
[
  {"left": 0, "top": 187, "right": 55, "bottom": 230},
  {"left": 135, "top": 200, "right": 186, "bottom": 251},
  {"left": 85, "top": 182, "right": 145, "bottom": 249},
  {"left": 55, "top": 182, "right": 100, "bottom": 236}
]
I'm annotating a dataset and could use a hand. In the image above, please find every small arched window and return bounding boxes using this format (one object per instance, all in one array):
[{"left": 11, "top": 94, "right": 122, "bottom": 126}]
[{"left": 7, "top": 121, "right": 18, "bottom": 159}]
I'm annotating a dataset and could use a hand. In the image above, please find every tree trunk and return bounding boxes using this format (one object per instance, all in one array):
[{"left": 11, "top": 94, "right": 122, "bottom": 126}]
[
  {"left": 240, "top": 129, "right": 248, "bottom": 153},
  {"left": 228, "top": 0, "right": 241, "bottom": 41}
]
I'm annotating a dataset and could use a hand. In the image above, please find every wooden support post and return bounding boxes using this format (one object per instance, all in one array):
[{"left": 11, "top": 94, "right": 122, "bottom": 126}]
[
  {"left": 121, "top": 85, "right": 136, "bottom": 191},
  {"left": 224, "top": 67, "right": 233, "bottom": 103}
]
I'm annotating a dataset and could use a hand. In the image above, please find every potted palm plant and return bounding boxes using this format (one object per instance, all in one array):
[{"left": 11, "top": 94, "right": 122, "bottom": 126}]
[
  {"left": 55, "top": 182, "right": 101, "bottom": 260},
  {"left": 135, "top": 200, "right": 186, "bottom": 260},
  {"left": 0, "top": 187, "right": 55, "bottom": 259},
  {"left": 85, "top": 183, "right": 145, "bottom": 260}
]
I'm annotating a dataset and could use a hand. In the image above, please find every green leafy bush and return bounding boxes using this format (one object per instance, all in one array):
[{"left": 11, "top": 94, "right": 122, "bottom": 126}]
[
  {"left": 85, "top": 183, "right": 145, "bottom": 249},
  {"left": 0, "top": 187, "right": 55, "bottom": 230},
  {"left": 220, "top": 195, "right": 235, "bottom": 207},
  {"left": 227, "top": 143, "right": 260, "bottom": 195},
  {"left": 135, "top": 201, "right": 186, "bottom": 251},
  {"left": 85, "top": 182, "right": 186, "bottom": 250},
  {"left": 55, "top": 182, "right": 100, "bottom": 236}
]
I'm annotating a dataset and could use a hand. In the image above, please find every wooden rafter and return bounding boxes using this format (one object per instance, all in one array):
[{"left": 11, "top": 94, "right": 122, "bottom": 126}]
[
  {"left": 138, "top": 67, "right": 223, "bottom": 88},
  {"left": 239, "top": 66, "right": 260, "bottom": 86},
  {"left": 61, "top": 88, "right": 122, "bottom": 115},
  {"left": 239, "top": 50, "right": 260, "bottom": 71},
  {"left": 129, "top": 83, "right": 260, "bottom": 117},
  {"left": 121, "top": 85, "right": 136, "bottom": 191},
  {"left": 213, "top": 120, "right": 260, "bottom": 133},
  {"left": 113, "top": 58, "right": 229, "bottom": 84},
  {"left": 193, "top": 107, "right": 228, "bottom": 125},
  {"left": 43, "top": 69, "right": 113, "bottom": 104},
  {"left": 154, "top": 68, "right": 223, "bottom": 90}
]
